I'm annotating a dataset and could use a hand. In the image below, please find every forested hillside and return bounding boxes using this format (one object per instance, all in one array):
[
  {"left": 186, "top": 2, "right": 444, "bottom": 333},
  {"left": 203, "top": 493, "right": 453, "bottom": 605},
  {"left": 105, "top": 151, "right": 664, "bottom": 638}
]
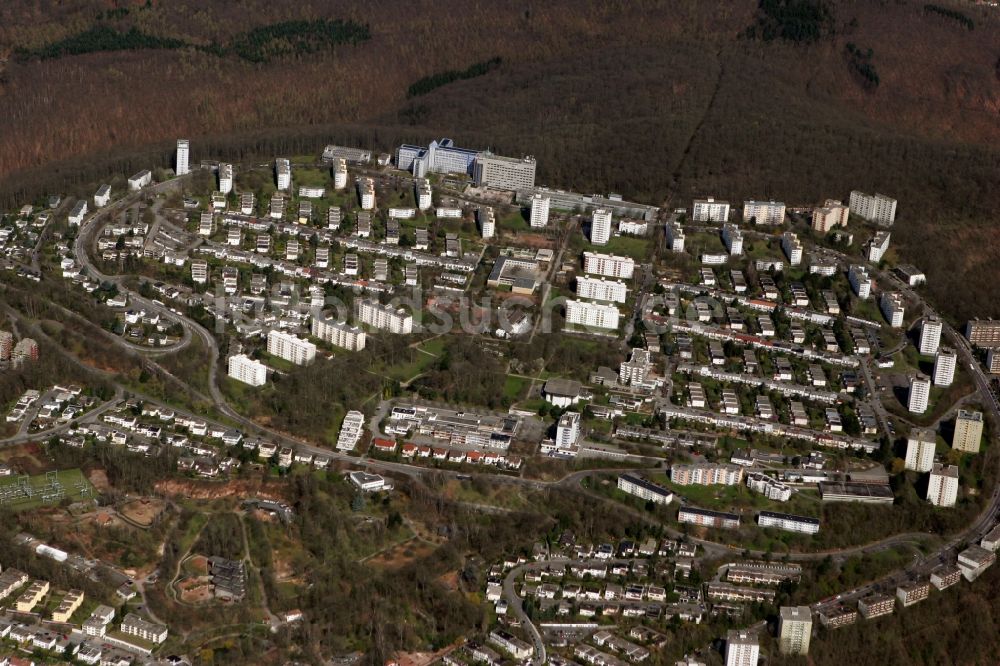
[{"left": 1, "top": 0, "right": 999, "bottom": 321}]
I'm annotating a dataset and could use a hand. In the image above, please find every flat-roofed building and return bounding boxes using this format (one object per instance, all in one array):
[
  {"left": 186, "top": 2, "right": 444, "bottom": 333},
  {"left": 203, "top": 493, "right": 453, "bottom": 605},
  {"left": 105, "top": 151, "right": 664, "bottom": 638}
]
[
  {"left": 819, "top": 481, "right": 894, "bottom": 503},
  {"left": 724, "top": 630, "right": 758, "bottom": 666},
  {"left": 908, "top": 374, "right": 931, "bottom": 414},
  {"left": 691, "top": 197, "right": 730, "bottom": 223},
  {"left": 896, "top": 581, "right": 930, "bottom": 607},
  {"left": 336, "top": 410, "right": 365, "bottom": 451},
  {"left": 228, "top": 354, "right": 267, "bottom": 386},
  {"left": 848, "top": 264, "right": 872, "bottom": 299},
  {"left": 965, "top": 319, "right": 1000, "bottom": 347},
  {"left": 953, "top": 410, "right": 984, "bottom": 453},
  {"left": 866, "top": 230, "right": 891, "bottom": 263},
  {"left": 934, "top": 347, "right": 957, "bottom": 387},
  {"left": 218, "top": 163, "right": 233, "bottom": 194},
  {"left": 473, "top": 152, "right": 536, "bottom": 191},
  {"left": 355, "top": 299, "right": 413, "bottom": 334},
  {"left": 726, "top": 561, "right": 802, "bottom": 585},
  {"left": 671, "top": 464, "right": 743, "bottom": 487},
  {"left": 591, "top": 208, "right": 612, "bottom": 245},
  {"left": 583, "top": 251, "right": 635, "bottom": 279},
  {"left": 51, "top": 589, "right": 84, "bottom": 623},
  {"left": 857, "top": 594, "right": 894, "bottom": 620},
  {"left": 743, "top": 200, "right": 785, "bottom": 225},
  {"left": 927, "top": 463, "right": 959, "bottom": 507},
  {"left": 121, "top": 613, "right": 168, "bottom": 644},
  {"left": 678, "top": 506, "right": 740, "bottom": 529},
  {"left": 904, "top": 429, "right": 936, "bottom": 472},
  {"left": 782, "top": 231, "right": 802, "bottom": 265},
  {"left": 819, "top": 606, "right": 857, "bottom": 629},
  {"left": 618, "top": 474, "right": 674, "bottom": 505},
  {"left": 811, "top": 199, "right": 848, "bottom": 233},
  {"left": 15, "top": 579, "right": 49, "bottom": 612},
  {"left": 267, "top": 330, "right": 316, "bottom": 366},
  {"left": 849, "top": 190, "right": 896, "bottom": 226},
  {"left": 565, "top": 299, "right": 620, "bottom": 330},
  {"left": 778, "top": 606, "right": 812, "bottom": 655},
  {"left": 577, "top": 275, "right": 628, "bottom": 303},
  {"left": 919, "top": 316, "right": 943, "bottom": 354},
  {"left": 958, "top": 544, "right": 996, "bottom": 581},
  {"left": 530, "top": 193, "right": 550, "bottom": 228},
  {"left": 930, "top": 565, "right": 962, "bottom": 590},
  {"left": 758, "top": 511, "right": 820, "bottom": 534},
  {"left": 312, "top": 316, "right": 366, "bottom": 351}
]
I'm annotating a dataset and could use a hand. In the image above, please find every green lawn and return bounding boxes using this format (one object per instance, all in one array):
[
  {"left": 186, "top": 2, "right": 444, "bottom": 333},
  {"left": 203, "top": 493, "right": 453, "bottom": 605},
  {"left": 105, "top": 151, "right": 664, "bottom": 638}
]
[
  {"left": 503, "top": 375, "right": 529, "bottom": 401},
  {"left": 0, "top": 468, "right": 94, "bottom": 511}
]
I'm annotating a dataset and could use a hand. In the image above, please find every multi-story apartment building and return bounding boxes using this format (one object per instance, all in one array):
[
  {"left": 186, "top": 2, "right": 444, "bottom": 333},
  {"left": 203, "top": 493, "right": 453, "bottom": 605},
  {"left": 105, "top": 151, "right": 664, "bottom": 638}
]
[
  {"left": 275, "top": 158, "right": 291, "bottom": 190},
  {"left": 930, "top": 565, "right": 962, "bottom": 590},
  {"left": 743, "top": 200, "right": 785, "bottom": 225},
  {"left": 726, "top": 562, "right": 802, "bottom": 585},
  {"left": 358, "top": 177, "right": 375, "bottom": 210},
  {"left": 68, "top": 200, "right": 88, "bottom": 226},
  {"left": 781, "top": 232, "right": 802, "bottom": 265},
  {"left": 904, "top": 429, "right": 936, "bottom": 472},
  {"left": 473, "top": 153, "right": 537, "bottom": 191},
  {"left": 0, "top": 330, "right": 13, "bottom": 361},
  {"left": 52, "top": 589, "right": 85, "bottom": 623},
  {"left": 175, "top": 139, "right": 190, "bottom": 176},
  {"left": 965, "top": 319, "right": 1000, "bottom": 347},
  {"left": 819, "top": 606, "right": 857, "bottom": 629},
  {"left": 849, "top": 190, "right": 897, "bottom": 226},
  {"left": 565, "top": 299, "right": 620, "bottom": 330},
  {"left": 396, "top": 138, "right": 480, "bottom": 177},
  {"left": 618, "top": 474, "right": 674, "bottom": 505},
  {"left": 198, "top": 212, "right": 214, "bottom": 236},
  {"left": 908, "top": 374, "right": 931, "bottom": 414},
  {"left": 667, "top": 221, "right": 685, "bottom": 252},
  {"left": 227, "top": 354, "right": 268, "bottom": 387},
  {"left": 958, "top": 544, "right": 996, "bottom": 581},
  {"left": 121, "top": 613, "right": 168, "bottom": 644},
  {"left": 333, "top": 157, "right": 348, "bottom": 189},
  {"left": 896, "top": 581, "right": 930, "bottom": 607},
  {"left": 757, "top": 511, "right": 820, "bottom": 534},
  {"left": 691, "top": 197, "right": 730, "bottom": 223},
  {"left": 746, "top": 472, "right": 792, "bottom": 501},
  {"left": 355, "top": 299, "right": 413, "bottom": 334},
  {"left": 953, "top": 409, "right": 984, "bottom": 453},
  {"left": 678, "top": 506, "right": 740, "bottom": 529},
  {"left": 778, "top": 606, "right": 812, "bottom": 655},
  {"left": 311, "top": 317, "right": 366, "bottom": 351},
  {"left": 591, "top": 208, "right": 612, "bottom": 245},
  {"left": 919, "top": 316, "right": 942, "bottom": 355},
  {"left": 191, "top": 259, "right": 208, "bottom": 284},
  {"left": 927, "top": 463, "right": 959, "bottom": 507},
  {"left": 987, "top": 348, "right": 1000, "bottom": 374},
  {"left": 415, "top": 178, "right": 433, "bottom": 210},
  {"left": 848, "top": 264, "right": 872, "bottom": 299},
  {"left": 556, "top": 411, "right": 581, "bottom": 450},
  {"left": 722, "top": 223, "right": 743, "bottom": 255},
  {"left": 866, "top": 230, "right": 891, "bottom": 263},
  {"left": 336, "top": 410, "right": 365, "bottom": 451},
  {"left": 880, "top": 291, "right": 905, "bottom": 328},
  {"left": 12, "top": 338, "right": 38, "bottom": 367},
  {"left": 857, "top": 594, "right": 895, "bottom": 619},
  {"left": 128, "top": 169, "right": 152, "bottom": 191},
  {"left": 478, "top": 207, "right": 496, "bottom": 239},
  {"left": 218, "top": 163, "right": 233, "bottom": 194},
  {"left": 94, "top": 184, "right": 112, "bottom": 207},
  {"left": 725, "top": 630, "right": 759, "bottom": 666},
  {"left": 811, "top": 199, "right": 849, "bottom": 233},
  {"left": 529, "top": 193, "right": 550, "bottom": 228},
  {"left": 670, "top": 464, "right": 744, "bottom": 487},
  {"left": 576, "top": 276, "right": 628, "bottom": 303},
  {"left": 933, "top": 347, "right": 957, "bottom": 386},
  {"left": 583, "top": 252, "right": 635, "bottom": 279},
  {"left": 267, "top": 330, "right": 317, "bottom": 366},
  {"left": 15, "top": 580, "right": 49, "bottom": 612}
]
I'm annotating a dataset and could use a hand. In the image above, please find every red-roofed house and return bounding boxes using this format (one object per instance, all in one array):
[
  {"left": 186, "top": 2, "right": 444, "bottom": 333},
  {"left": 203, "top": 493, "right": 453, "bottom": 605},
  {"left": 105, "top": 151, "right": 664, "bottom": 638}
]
[{"left": 373, "top": 438, "right": 397, "bottom": 453}]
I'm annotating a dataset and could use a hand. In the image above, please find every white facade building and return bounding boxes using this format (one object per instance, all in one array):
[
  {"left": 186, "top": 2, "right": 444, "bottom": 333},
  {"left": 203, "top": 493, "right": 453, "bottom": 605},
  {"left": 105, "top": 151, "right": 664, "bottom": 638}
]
[
  {"left": 218, "top": 163, "right": 233, "bottom": 194},
  {"left": 778, "top": 606, "right": 812, "bottom": 656},
  {"left": 336, "top": 410, "right": 365, "bottom": 451},
  {"left": 473, "top": 153, "right": 537, "bottom": 191},
  {"left": 743, "top": 200, "right": 785, "bottom": 225},
  {"left": 692, "top": 197, "right": 730, "bottom": 223},
  {"left": 478, "top": 207, "right": 496, "bottom": 239},
  {"left": 415, "top": 178, "right": 433, "bottom": 211},
  {"left": 849, "top": 190, "right": 897, "bottom": 226},
  {"left": 725, "top": 630, "right": 759, "bottom": 666},
  {"left": 880, "top": 291, "right": 905, "bottom": 328},
  {"left": 782, "top": 232, "right": 802, "bottom": 266},
  {"left": 333, "top": 158, "right": 348, "bottom": 190},
  {"left": 722, "top": 223, "right": 743, "bottom": 256},
  {"left": 311, "top": 317, "right": 366, "bottom": 351},
  {"left": 128, "top": 170, "right": 152, "bottom": 191},
  {"left": 565, "top": 299, "right": 620, "bottom": 330},
  {"left": 927, "top": 463, "right": 959, "bottom": 507},
  {"left": 920, "top": 317, "right": 943, "bottom": 355},
  {"left": 556, "top": 411, "right": 581, "bottom": 450},
  {"left": 275, "top": 158, "right": 291, "bottom": 190},
  {"left": 934, "top": 347, "right": 957, "bottom": 387},
  {"left": 848, "top": 265, "right": 872, "bottom": 299},
  {"left": 176, "top": 139, "right": 190, "bottom": 176},
  {"left": 267, "top": 330, "right": 316, "bottom": 366},
  {"left": 94, "top": 184, "right": 111, "bottom": 208},
  {"left": 576, "top": 276, "right": 627, "bottom": 303},
  {"left": 590, "top": 208, "right": 612, "bottom": 245},
  {"left": 583, "top": 252, "right": 634, "bottom": 279},
  {"left": 228, "top": 354, "right": 267, "bottom": 386},
  {"left": 358, "top": 177, "right": 375, "bottom": 210},
  {"left": 68, "top": 200, "right": 88, "bottom": 226},
  {"left": 904, "top": 430, "right": 936, "bottom": 472},
  {"left": 867, "top": 231, "right": 891, "bottom": 263},
  {"left": 529, "top": 193, "right": 550, "bottom": 228},
  {"left": 908, "top": 375, "right": 931, "bottom": 414},
  {"left": 667, "top": 221, "right": 685, "bottom": 252},
  {"left": 356, "top": 299, "right": 413, "bottom": 334}
]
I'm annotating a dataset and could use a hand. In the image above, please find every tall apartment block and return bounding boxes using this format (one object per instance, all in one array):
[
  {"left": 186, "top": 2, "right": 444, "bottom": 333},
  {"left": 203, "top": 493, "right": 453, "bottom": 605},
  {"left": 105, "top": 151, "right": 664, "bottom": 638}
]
[
  {"left": 472, "top": 153, "right": 537, "bottom": 191},
  {"left": 743, "top": 200, "right": 785, "bottom": 225},
  {"left": 849, "top": 190, "right": 897, "bottom": 226},
  {"left": 565, "top": 299, "right": 620, "bottom": 330},
  {"left": 478, "top": 207, "right": 496, "bottom": 239},
  {"left": 919, "top": 316, "right": 942, "bottom": 355},
  {"left": 811, "top": 199, "right": 849, "bottom": 233},
  {"left": 952, "top": 410, "right": 983, "bottom": 453},
  {"left": 927, "top": 463, "right": 959, "bottom": 507},
  {"left": 218, "top": 163, "right": 233, "bottom": 194},
  {"left": 933, "top": 347, "right": 957, "bottom": 387},
  {"left": 691, "top": 197, "right": 730, "bottom": 223},
  {"left": 781, "top": 232, "right": 802, "bottom": 265},
  {"left": 175, "top": 139, "right": 189, "bottom": 176},
  {"left": 275, "top": 158, "right": 291, "bottom": 191},
  {"left": 904, "top": 429, "right": 936, "bottom": 472},
  {"left": 266, "top": 330, "right": 316, "bottom": 366},
  {"left": 590, "top": 208, "right": 612, "bottom": 245},
  {"left": 228, "top": 354, "right": 267, "bottom": 386},
  {"left": 908, "top": 375, "right": 931, "bottom": 414},
  {"left": 311, "top": 316, "right": 366, "bottom": 351},
  {"left": 880, "top": 291, "right": 905, "bottom": 328},
  {"left": 529, "top": 194, "right": 550, "bottom": 228},
  {"left": 778, "top": 606, "right": 812, "bottom": 655}
]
